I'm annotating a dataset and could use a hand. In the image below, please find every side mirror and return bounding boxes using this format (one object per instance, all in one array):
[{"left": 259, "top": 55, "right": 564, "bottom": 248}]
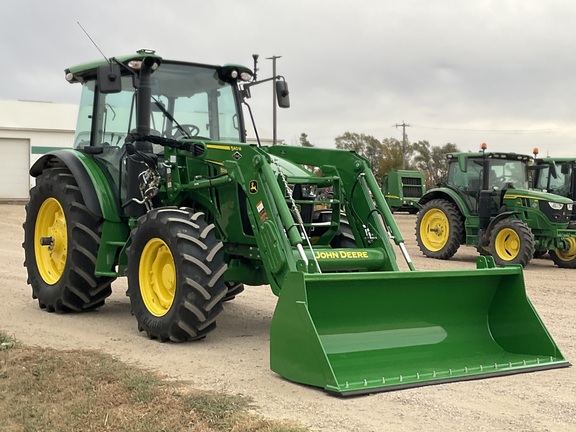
[
  {"left": 561, "top": 162, "right": 570, "bottom": 175},
  {"left": 97, "top": 63, "right": 122, "bottom": 94},
  {"left": 275, "top": 80, "right": 290, "bottom": 108}
]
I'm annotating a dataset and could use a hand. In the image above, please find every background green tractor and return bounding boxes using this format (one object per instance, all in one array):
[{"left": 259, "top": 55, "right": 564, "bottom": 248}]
[
  {"left": 22, "top": 52, "right": 569, "bottom": 394},
  {"left": 531, "top": 150, "right": 576, "bottom": 228},
  {"left": 416, "top": 144, "right": 576, "bottom": 268},
  {"left": 381, "top": 169, "right": 425, "bottom": 214},
  {"left": 530, "top": 150, "right": 576, "bottom": 265}
]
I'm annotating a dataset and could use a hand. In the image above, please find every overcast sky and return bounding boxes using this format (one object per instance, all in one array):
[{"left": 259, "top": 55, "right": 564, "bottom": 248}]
[{"left": 4, "top": 0, "right": 576, "bottom": 156}]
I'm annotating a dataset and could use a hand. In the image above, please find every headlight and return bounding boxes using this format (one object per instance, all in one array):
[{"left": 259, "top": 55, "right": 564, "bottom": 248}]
[
  {"left": 568, "top": 204, "right": 574, "bottom": 211},
  {"left": 548, "top": 201, "right": 565, "bottom": 210}
]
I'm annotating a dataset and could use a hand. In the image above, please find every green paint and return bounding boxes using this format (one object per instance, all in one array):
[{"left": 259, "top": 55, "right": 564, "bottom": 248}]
[{"left": 31, "top": 146, "right": 70, "bottom": 155}]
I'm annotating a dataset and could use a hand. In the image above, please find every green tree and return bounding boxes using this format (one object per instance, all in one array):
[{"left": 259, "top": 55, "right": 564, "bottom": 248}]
[
  {"left": 335, "top": 132, "right": 384, "bottom": 176},
  {"left": 413, "top": 141, "right": 459, "bottom": 188},
  {"left": 379, "top": 138, "right": 418, "bottom": 176},
  {"left": 299, "top": 132, "right": 314, "bottom": 147}
]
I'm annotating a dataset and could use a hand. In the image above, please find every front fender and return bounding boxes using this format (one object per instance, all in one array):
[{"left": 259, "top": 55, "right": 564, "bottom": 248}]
[
  {"left": 485, "top": 211, "right": 519, "bottom": 238},
  {"left": 30, "top": 150, "right": 121, "bottom": 222}
]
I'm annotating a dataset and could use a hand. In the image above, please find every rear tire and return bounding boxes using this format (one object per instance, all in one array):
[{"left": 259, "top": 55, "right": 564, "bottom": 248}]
[
  {"left": 127, "top": 208, "right": 227, "bottom": 342},
  {"left": 489, "top": 218, "right": 534, "bottom": 267},
  {"left": 549, "top": 237, "right": 576, "bottom": 269},
  {"left": 22, "top": 167, "right": 114, "bottom": 312},
  {"left": 415, "top": 199, "right": 463, "bottom": 259}
]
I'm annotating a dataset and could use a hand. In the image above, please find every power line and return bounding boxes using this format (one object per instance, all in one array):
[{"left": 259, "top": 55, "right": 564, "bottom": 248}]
[{"left": 408, "top": 124, "right": 575, "bottom": 134}]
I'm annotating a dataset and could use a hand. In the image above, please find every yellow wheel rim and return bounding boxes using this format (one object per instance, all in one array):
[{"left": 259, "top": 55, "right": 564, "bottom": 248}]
[
  {"left": 34, "top": 198, "right": 67, "bottom": 285},
  {"left": 139, "top": 238, "right": 176, "bottom": 317},
  {"left": 555, "top": 237, "right": 576, "bottom": 262},
  {"left": 494, "top": 228, "right": 520, "bottom": 261},
  {"left": 419, "top": 208, "right": 450, "bottom": 252}
]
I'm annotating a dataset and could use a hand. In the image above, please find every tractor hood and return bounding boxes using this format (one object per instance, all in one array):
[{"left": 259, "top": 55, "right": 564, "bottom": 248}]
[{"left": 504, "top": 189, "right": 573, "bottom": 204}]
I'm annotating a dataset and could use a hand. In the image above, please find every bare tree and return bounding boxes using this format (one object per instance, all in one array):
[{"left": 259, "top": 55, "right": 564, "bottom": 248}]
[{"left": 413, "top": 141, "right": 459, "bottom": 188}]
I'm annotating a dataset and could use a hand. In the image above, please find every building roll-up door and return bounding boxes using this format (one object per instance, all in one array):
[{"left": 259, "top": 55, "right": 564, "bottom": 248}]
[{"left": 0, "top": 138, "right": 30, "bottom": 199}]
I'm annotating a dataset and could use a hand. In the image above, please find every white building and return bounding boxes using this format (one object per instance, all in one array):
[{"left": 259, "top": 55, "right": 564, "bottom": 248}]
[{"left": 0, "top": 99, "right": 77, "bottom": 199}]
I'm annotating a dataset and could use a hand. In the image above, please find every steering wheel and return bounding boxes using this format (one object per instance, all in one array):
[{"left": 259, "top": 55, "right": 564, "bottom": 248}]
[
  {"left": 172, "top": 124, "right": 200, "bottom": 139},
  {"left": 495, "top": 175, "right": 516, "bottom": 189}
]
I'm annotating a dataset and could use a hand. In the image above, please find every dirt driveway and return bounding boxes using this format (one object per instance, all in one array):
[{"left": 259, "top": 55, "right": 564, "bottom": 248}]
[{"left": 1, "top": 204, "right": 575, "bottom": 432}]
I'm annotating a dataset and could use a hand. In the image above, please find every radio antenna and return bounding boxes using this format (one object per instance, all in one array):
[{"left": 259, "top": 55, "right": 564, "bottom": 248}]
[{"left": 77, "top": 21, "right": 108, "bottom": 62}]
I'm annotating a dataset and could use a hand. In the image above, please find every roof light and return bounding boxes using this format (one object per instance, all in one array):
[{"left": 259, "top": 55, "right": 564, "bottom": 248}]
[
  {"left": 481, "top": 143, "right": 487, "bottom": 151},
  {"left": 240, "top": 71, "right": 253, "bottom": 81},
  {"left": 128, "top": 60, "right": 142, "bottom": 69}
]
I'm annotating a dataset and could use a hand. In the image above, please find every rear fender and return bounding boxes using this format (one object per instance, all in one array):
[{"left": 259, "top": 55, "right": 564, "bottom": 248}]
[
  {"left": 30, "top": 150, "right": 121, "bottom": 222},
  {"left": 419, "top": 188, "right": 468, "bottom": 217}
]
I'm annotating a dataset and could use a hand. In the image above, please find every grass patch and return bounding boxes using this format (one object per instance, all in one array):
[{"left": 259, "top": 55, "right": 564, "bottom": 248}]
[
  {"left": 0, "top": 340, "right": 307, "bottom": 432},
  {"left": 0, "top": 331, "right": 16, "bottom": 350}
]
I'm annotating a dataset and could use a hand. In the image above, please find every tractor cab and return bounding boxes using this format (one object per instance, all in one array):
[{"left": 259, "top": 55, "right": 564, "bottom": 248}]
[
  {"left": 444, "top": 149, "right": 531, "bottom": 216},
  {"left": 65, "top": 50, "right": 254, "bottom": 217}
]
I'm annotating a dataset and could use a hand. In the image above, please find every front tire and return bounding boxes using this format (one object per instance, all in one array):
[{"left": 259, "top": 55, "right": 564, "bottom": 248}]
[
  {"left": 22, "top": 167, "right": 114, "bottom": 312},
  {"left": 489, "top": 218, "right": 534, "bottom": 267},
  {"left": 549, "top": 237, "right": 576, "bottom": 269},
  {"left": 415, "top": 199, "right": 463, "bottom": 259},
  {"left": 127, "top": 208, "right": 227, "bottom": 342}
]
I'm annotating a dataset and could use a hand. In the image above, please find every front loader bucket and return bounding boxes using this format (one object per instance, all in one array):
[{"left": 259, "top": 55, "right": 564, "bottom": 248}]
[{"left": 270, "top": 264, "right": 569, "bottom": 395}]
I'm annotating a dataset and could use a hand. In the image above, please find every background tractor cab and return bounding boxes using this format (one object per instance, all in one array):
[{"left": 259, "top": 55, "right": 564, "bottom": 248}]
[{"left": 416, "top": 143, "right": 576, "bottom": 268}]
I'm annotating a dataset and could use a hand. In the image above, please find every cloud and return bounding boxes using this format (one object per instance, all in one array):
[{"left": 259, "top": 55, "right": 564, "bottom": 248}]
[{"left": 3, "top": 0, "right": 576, "bottom": 156}]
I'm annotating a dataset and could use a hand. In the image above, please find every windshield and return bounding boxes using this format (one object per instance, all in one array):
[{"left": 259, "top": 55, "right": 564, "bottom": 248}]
[
  {"left": 447, "top": 158, "right": 529, "bottom": 191},
  {"left": 487, "top": 159, "right": 528, "bottom": 189},
  {"left": 535, "top": 162, "right": 573, "bottom": 196},
  {"left": 74, "top": 62, "right": 242, "bottom": 148}
]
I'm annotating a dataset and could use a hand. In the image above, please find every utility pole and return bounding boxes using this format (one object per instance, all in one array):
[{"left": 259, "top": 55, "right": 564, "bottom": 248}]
[
  {"left": 395, "top": 121, "right": 411, "bottom": 169},
  {"left": 267, "top": 55, "right": 282, "bottom": 145}
]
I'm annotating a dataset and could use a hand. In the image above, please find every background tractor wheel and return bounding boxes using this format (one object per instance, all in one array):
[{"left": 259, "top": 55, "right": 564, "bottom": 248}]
[
  {"left": 477, "top": 245, "right": 491, "bottom": 256},
  {"left": 330, "top": 214, "right": 357, "bottom": 248},
  {"left": 489, "top": 218, "right": 535, "bottom": 267},
  {"left": 127, "top": 208, "right": 227, "bottom": 342},
  {"left": 415, "top": 199, "right": 463, "bottom": 259},
  {"left": 549, "top": 237, "right": 576, "bottom": 269},
  {"left": 222, "top": 281, "right": 245, "bottom": 302},
  {"left": 533, "top": 250, "right": 548, "bottom": 259},
  {"left": 22, "top": 167, "right": 114, "bottom": 312}
]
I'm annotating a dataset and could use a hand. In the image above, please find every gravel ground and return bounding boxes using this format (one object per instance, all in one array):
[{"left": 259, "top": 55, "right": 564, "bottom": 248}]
[{"left": 1, "top": 204, "right": 575, "bottom": 431}]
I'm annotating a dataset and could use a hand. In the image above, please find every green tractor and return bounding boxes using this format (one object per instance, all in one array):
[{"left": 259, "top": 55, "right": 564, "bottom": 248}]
[
  {"left": 416, "top": 144, "right": 576, "bottom": 268},
  {"left": 23, "top": 51, "right": 569, "bottom": 395},
  {"left": 381, "top": 169, "right": 425, "bottom": 214},
  {"left": 531, "top": 149, "right": 576, "bottom": 228},
  {"left": 530, "top": 150, "right": 576, "bottom": 266}
]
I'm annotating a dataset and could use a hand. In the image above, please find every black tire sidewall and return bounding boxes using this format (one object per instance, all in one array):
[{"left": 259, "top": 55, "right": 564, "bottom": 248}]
[
  {"left": 24, "top": 167, "right": 113, "bottom": 311},
  {"left": 415, "top": 199, "right": 463, "bottom": 259},
  {"left": 489, "top": 218, "right": 534, "bottom": 267},
  {"left": 127, "top": 208, "right": 227, "bottom": 341},
  {"left": 24, "top": 169, "right": 71, "bottom": 306}
]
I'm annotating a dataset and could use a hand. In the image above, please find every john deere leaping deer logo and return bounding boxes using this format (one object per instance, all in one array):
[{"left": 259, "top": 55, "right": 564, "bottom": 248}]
[{"left": 249, "top": 180, "right": 258, "bottom": 194}]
